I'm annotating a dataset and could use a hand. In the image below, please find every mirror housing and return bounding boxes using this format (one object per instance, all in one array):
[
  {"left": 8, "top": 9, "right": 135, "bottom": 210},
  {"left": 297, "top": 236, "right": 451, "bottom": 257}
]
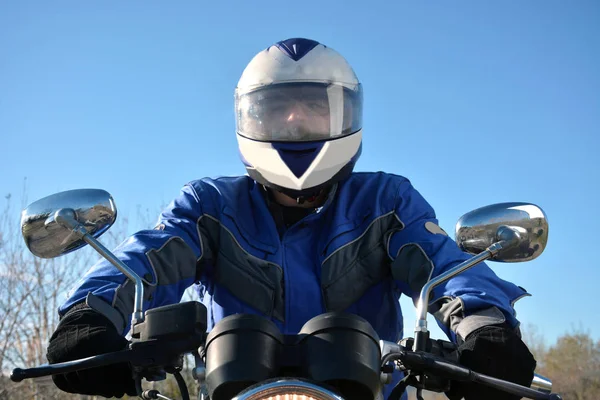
[
  {"left": 21, "top": 189, "right": 117, "bottom": 258},
  {"left": 455, "top": 202, "right": 548, "bottom": 262}
]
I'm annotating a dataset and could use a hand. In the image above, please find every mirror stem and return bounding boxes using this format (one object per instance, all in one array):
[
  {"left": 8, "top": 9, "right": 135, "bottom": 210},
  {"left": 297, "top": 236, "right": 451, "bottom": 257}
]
[
  {"left": 54, "top": 209, "right": 145, "bottom": 327},
  {"left": 413, "top": 240, "right": 511, "bottom": 352}
]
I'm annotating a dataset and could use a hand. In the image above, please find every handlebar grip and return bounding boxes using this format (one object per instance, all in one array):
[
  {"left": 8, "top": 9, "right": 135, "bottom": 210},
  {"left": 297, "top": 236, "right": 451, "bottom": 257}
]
[{"left": 474, "top": 371, "right": 559, "bottom": 400}]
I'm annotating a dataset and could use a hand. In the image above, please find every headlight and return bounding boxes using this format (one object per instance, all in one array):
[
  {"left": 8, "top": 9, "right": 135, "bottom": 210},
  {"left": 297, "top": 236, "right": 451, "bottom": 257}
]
[{"left": 232, "top": 379, "right": 344, "bottom": 400}]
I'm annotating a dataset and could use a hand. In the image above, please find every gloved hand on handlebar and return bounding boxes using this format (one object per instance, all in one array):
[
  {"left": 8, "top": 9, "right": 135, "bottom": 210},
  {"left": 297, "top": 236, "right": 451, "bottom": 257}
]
[
  {"left": 445, "top": 324, "right": 536, "bottom": 400},
  {"left": 46, "top": 304, "right": 137, "bottom": 398}
]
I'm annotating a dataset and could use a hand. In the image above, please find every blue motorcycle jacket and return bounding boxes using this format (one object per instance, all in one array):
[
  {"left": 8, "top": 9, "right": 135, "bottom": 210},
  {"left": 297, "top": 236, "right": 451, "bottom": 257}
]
[{"left": 60, "top": 172, "right": 529, "bottom": 397}]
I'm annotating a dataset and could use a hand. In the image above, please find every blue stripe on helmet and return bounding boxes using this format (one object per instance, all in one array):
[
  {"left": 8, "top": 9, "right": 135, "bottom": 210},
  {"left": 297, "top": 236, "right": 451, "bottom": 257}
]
[
  {"left": 275, "top": 38, "right": 320, "bottom": 61},
  {"left": 272, "top": 141, "right": 325, "bottom": 178}
]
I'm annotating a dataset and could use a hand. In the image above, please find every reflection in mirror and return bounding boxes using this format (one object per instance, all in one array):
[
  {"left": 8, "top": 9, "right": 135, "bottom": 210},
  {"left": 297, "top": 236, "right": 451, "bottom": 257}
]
[
  {"left": 455, "top": 202, "right": 548, "bottom": 262},
  {"left": 21, "top": 189, "right": 117, "bottom": 259}
]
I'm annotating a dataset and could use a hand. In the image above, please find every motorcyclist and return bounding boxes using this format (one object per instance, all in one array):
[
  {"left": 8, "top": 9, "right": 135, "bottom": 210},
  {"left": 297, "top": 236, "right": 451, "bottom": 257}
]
[{"left": 47, "top": 38, "right": 536, "bottom": 400}]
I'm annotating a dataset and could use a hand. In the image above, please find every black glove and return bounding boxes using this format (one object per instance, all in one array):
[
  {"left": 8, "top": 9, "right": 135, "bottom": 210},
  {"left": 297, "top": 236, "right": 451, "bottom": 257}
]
[
  {"left": 445, "top": 325, "right": 536, "bottom": 400},
  {"left": 46, "top": 304, "right": 137, "bottom": 398}
]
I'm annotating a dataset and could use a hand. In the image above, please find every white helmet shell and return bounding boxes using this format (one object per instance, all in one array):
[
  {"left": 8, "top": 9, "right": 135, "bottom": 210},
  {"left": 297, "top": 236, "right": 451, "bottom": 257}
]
[
  {"left": 237, "top": 39, "right": 360, "bottom": 89},
  {"left": 235, "top": 38, "right": 363, "bottom": 196}
]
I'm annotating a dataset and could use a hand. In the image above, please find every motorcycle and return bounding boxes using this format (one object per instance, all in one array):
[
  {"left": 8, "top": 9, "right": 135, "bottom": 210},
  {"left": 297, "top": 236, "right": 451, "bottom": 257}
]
[{"left": 10, "top": 189, "right": 562, "bottom": 400}]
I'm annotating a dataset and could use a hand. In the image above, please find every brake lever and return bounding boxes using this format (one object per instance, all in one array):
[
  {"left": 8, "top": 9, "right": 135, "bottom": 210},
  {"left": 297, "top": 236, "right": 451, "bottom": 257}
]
[
  {"left": 472, "top": 371, "right": 562, "bottom": 400},
  {"left": 10, "top": 333, "right": 203, "bottom": 383},
  {"left": 10, "top": 348, "right": 134, "bottom": 382},
  {"left": 397, "top": 350, "right": 562, "bottom": 400}
]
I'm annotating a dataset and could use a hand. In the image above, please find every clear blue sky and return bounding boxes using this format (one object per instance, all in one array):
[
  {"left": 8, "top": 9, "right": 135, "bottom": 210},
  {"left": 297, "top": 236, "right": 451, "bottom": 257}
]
[{"left": 1, "top": 1, "right": 599, "bottom": 344}]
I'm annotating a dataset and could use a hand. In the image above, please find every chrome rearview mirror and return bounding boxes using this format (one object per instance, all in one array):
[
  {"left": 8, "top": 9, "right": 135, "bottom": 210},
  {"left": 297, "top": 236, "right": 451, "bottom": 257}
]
[
  {"left": 21, "top": 189, "right": 117, "bottom": 259},
  {"left": 21, "top": 189, "right": 145, "bottom": 326},
  {"left": 455, "top": 202, "right": 549, "bottom": 263},
  {"left": 413, "top": 202, "right": 549, "bottom": 352}
]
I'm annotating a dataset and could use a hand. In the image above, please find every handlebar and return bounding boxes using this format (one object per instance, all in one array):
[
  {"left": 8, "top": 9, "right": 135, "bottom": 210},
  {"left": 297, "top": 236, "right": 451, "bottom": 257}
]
[
  {"left": 385, "top": 348, "right": 562, "bottom": 400},
  {"left": 11, "top": 336, "right": 562, "bottom": 400}
]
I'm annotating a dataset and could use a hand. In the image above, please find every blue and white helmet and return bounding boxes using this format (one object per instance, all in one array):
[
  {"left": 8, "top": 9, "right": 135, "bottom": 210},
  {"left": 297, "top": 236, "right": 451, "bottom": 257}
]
[{"left": 235, "top": 38, "right": 363, "bottom": 198}]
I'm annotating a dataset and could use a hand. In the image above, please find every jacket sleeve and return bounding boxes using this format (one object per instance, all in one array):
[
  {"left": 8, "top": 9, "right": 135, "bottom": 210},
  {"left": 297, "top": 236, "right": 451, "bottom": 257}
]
[
  {"left": 387, "top": 178, "right": 529, "bottom": 342},
  {"left": 59, "top": 184, "right": 208, "bottom": 335}
]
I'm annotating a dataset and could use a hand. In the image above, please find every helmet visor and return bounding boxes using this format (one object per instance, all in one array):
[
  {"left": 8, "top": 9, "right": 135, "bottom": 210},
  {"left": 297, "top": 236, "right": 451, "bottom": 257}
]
[{"left": 235, "top": 82, "right": 362, "bottom": 142}]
